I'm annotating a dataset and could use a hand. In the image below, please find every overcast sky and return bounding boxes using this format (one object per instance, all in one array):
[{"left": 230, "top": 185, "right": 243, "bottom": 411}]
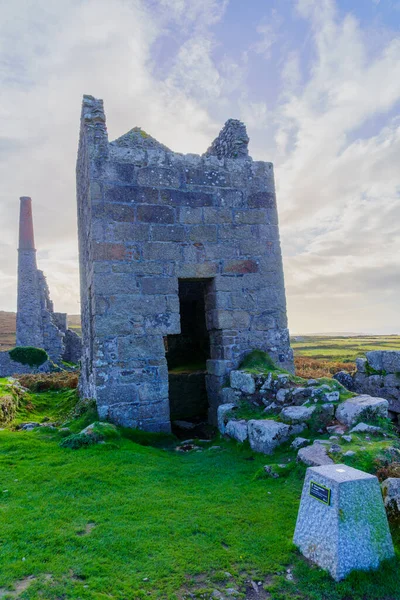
[{"left": 1, "top": 0, "right": 399, "bottom": 334}]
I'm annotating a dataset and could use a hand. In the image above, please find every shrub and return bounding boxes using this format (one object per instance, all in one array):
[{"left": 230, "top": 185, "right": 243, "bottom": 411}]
[
  {"left": 376, "top": 462, "right": 400, "bottom": 482},
  {"left": 9, "top": 347, "right": 48, "bottom": 368},
  {"left": 16, "top": 372, "right": 78, "bottom": 392},
  {"left": 308, "top": 404, "right": 335, "bottom": 433}
]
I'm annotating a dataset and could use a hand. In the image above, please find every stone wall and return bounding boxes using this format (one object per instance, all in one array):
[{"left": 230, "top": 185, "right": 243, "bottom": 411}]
[
  {"left": 16, "top": 252, "right": 64, "bottom": 363},
  {"left": 76, "top": 94, "right": 293, "bottom": 432},
  {"left": 335, "top": 351, "right": 400, "bottom": 415},
  {"left": 36, "top": 271, "right": 64, "bottom": 363},
  {"left": 0, "top": 351, "right": 52, "bottom": 377},
  {"left": 63, "top": 329, "right": 82, "bottom": 364},
  {"left": 204, "top": 119, "right": 249, "bottom": 160},
  {"left": 16, "top": 249, "right": 43, "bottom": 349},
  {"left": 355, "top": 352, "right": 400, "bottom": 414}
]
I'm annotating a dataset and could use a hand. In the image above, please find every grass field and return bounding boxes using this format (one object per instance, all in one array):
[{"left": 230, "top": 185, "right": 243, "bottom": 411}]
[
  {"left": 0, "top": 378, "right": 400, "bottom": 599},
  {"left": 291, "top": 335, "right": 400, "bottom": 362},
  {"left": 292, "top": 335, "right": 400, "bottom": 378}
]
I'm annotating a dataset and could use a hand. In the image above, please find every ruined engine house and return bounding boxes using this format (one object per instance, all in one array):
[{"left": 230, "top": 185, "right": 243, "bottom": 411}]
[{"left": 76, "top": 95, "right": 293, "bottom": 432}]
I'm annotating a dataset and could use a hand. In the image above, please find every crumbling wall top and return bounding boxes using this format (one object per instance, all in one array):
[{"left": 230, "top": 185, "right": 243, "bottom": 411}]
[
  {"left": 81, "top": 96, "right": 254, "bottom": 167},
  {"left": 204, "top": 119, "right": 249, "bottom": 160},
  {"left": 80, "top": 95, "right": 109, "bottom": 160}
]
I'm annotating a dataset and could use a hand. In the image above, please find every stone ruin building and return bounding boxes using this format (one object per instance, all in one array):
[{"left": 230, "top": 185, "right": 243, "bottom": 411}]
[
  {"left": 0, "top": 197, "right": 81, "bottom": 377},
  {"left": 76, "top": 94, "right": 293, "bottom": 432},
  {"left": 16, "top": 197, "right": 82, "bottom": 364}
]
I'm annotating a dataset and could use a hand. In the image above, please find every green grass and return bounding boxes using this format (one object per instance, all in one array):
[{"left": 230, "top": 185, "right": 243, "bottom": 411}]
[
  {"left": 1, "top": 428, "right": 399, "bottom": 600},
  {"left": 13, "top": 388, "right": 79, "bottom": 426},
  {"left": 0, "top": 430, "right": 303, "bottom": 599},
  {"left": 228, "top": 399, "right": 272, "bottom": 421},
  {"left": 0, "top": 377, "right": 96, "bottom": 431},
  {"left": 1, "top": 381, "right": 400, "bottom": 599},
  {"left": 168, "top": 361, "right": 206, "bottom": 374},
  {"left": 239, "top": 350, "right": 279, "bottom": 372},
  {"left": 0, "top": 378, "right": 10, "bottom": 396},
  {"left": 292, "top": 335, "right": 400, "bottom": 362}
]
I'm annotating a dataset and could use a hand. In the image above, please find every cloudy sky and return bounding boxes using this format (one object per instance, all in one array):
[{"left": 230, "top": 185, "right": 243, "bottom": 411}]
[{"left": 1, "top": 0, "right": 399, "bottom": 334}]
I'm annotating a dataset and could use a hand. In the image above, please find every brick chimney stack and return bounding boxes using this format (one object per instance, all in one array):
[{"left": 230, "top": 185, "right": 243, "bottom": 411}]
[
  {"left": 18, "top": 197, "right": 35, "bottom": 250},
  {"left": 16, "top": 197, "right": 43, "bottom": 348}
]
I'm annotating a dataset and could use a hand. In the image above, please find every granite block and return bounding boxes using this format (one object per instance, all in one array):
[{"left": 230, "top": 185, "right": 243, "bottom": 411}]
[{"left": 293, "top": 464, "right": 394, "bottom": 580}]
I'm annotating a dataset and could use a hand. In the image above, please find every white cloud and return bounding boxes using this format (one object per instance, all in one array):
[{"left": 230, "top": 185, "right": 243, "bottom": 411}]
[
  {"left": 273, "top": 0, "right": 400, "bottom": 332},
  {"left": 1, "top": 0, "right": 399, "bottom": 335},
  {"left": 0, "top": 0, "right": 230, "bottom": 313}
]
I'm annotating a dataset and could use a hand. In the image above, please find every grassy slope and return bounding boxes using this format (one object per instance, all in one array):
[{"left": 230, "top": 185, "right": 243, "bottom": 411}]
[
  {"left": 0, "top": 379, "right": 399, "bottom": 599},
  {"left": 0, "top": 432, "right": 299, "bottom": 599},
  {"left": 1, "top": 429, "right": 399, "bottom": 600}
]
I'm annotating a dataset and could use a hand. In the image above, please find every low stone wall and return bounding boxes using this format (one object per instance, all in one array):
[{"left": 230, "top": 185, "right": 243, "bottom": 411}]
[
  {"left": 63, "top": 330, "right": 82, "bottom": 364},
  {"left": 0, "top": 350, "right": 52, "bottom": 377},
  {"left": 335, "top": 351, "right": 400, "bottom": 415},
  {"left": 218, "top": 368, "right": 389, "bottom": 456}
]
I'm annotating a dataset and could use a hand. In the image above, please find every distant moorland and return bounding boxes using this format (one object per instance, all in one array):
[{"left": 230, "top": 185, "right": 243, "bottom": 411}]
[
  {"left": 1, "top": 310, "right": 400, "bottom": 379},
  {"left": 292, "top": 334, "right": 400, "bottom": 377},
  {"left": 0, "top": 311, "right": 81, "bottom": 351}
]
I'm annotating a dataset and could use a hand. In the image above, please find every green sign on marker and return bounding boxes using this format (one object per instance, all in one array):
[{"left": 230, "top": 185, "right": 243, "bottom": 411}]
[{"left": 309, "top": 480, "right": 331, "bottom": 505}]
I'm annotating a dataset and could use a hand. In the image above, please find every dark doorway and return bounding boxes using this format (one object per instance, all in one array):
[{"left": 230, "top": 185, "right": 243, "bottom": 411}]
[{"left": 165, "top": 279, "right": 211, "bottom": 437}]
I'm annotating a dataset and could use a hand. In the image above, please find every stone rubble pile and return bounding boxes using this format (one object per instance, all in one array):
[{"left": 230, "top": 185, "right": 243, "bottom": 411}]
[
  {"left": 334, "top": 350, "right": 400, "bottom": 415},
  {"left": 381, "top": 477, "right": 400, "bottom": 520},
  {"left": 218, "top": 369, "right": 390, "bottom": 458}
]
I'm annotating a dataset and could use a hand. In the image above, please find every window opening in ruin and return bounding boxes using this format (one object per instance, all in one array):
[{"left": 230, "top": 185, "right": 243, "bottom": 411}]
[{"left": 165, "top": 279, "right": 211, "bottom": 437}]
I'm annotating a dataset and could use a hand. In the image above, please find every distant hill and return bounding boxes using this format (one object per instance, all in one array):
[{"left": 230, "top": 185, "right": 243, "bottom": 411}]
[
  {"left": 0, "top": 311, "right": 16, "bottom": 350},
  {"left": 0, "top": 311, "right": 81, "bottom": 351}
]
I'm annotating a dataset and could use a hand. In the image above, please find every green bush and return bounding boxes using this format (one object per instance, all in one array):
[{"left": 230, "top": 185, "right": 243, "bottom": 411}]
[{"left": 9, "top": 347, "right": 48, "bottom": 368}]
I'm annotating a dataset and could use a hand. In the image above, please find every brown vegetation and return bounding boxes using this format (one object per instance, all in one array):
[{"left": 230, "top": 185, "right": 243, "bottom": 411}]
[
  {"left": 376, "top": 462, "right": 400, "bottom": 482},
  {"left": 16, "top": 371, "right": 79, "bottom": 392},
  {"left": 0, "top": 393, "right": 18, "bottom": 423},
  {"left": 294, "top": 356, "right": 355, "bottom": 379}
]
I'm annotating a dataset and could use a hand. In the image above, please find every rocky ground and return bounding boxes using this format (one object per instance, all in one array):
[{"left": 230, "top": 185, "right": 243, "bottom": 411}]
[{"left": 216, "top": 354, "right": 400, "bottom": 525}]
